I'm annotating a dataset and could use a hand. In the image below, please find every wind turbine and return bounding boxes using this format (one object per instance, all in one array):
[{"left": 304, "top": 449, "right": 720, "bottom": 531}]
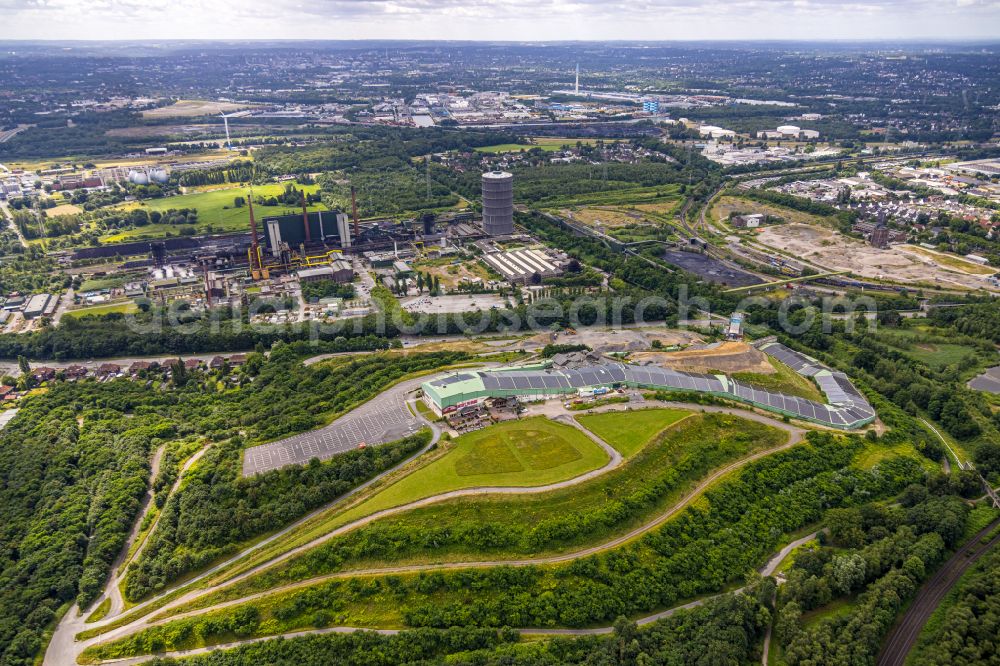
[{"left": 219, "top": 112, "right": 233, "bottom": 151}]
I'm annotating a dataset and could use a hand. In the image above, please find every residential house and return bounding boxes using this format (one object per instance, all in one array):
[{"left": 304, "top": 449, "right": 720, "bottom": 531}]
[
  {"left": 96, "top": 363, "right": 122, "bottom": 379},
  {"left": 31, "top": 367, "right": 56, "bottom": 382}
]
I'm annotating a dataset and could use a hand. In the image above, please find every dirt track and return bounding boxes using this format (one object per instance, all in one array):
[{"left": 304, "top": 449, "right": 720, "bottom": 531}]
[{"left": 66, "top": 402, "right": 805, "bottom": 664}]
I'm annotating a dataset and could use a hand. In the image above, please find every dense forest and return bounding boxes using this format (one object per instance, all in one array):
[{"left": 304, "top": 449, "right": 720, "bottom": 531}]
[
  {"left": 122, "top": 349, "right": 465, "bottom": 601},
  {"left": 145, "top": 583, "right": 773, "bottom": 665},
  {"left": 928, "top": 300, "right": 1000, "bottom": 345},
  {"left": 775, "top": 489, "right": 983, "bottom": 665},
  {"left": 0, "top": 346, "right": 464, "bottom": 665},
  {"left": 0, "top": 387, "right": 165, "bottom": 666}
]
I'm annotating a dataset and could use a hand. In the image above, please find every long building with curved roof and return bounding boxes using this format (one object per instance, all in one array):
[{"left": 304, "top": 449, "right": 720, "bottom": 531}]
[{"left": 421, "top": 342, "right": 875, "bottom": 430}]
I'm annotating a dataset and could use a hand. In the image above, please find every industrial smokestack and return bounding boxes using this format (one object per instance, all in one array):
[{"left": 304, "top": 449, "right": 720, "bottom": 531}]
[
  {"left": 350, "top": 185, "right": 360, "bottom": 238},
  {"left": 203, "top": 264, "right": 212, "bottom": 307},
  {"left": 300, "top": 190, "right": 311, "bottom": 244},
  {"left": 247, "top": 193, "right": 260, "bottom": 272}
]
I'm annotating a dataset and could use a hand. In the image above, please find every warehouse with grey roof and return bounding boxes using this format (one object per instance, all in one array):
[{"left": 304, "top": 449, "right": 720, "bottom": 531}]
[{"left": 422, "top": 342, "right": 875, "bottom": 430}]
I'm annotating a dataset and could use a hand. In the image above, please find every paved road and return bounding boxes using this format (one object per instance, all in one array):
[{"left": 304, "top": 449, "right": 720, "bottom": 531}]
[
  {"left": 108, "top": 443, "right": 215, "bottom": 616},
  {"left": 877, "top": 516, "right": 1000, "bottom": 666},
  {"left": 242, "top": 375, "right": 429, "bottom": 475},
  {"left": 0, "top": 201, "right": 28, "bottom": 249},
  {"left": 46, "top": 445, "right": 165, "bottom": 666},
  {"left": 0, "top": 408, "right": 19, "bottom": 429},
  {"left": 919, "top": 417, "right": 966, "bottom": 470}
]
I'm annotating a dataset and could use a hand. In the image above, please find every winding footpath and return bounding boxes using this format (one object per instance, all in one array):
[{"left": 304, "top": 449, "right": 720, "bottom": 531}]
[
  {"left": 102, "top": 444, "right": 166, "bottom": 619},
  {"left": 94, "top": 532, "right": 824, "bottom": 666},
  {"left": 107, "top": 443, "right": 215, "bottom": 616},
  {"left": 51, "top": 397, "right": 808, "bottom": 666},
  {"left": 45, "top": 396, "right": 446, "bottom": 666}
]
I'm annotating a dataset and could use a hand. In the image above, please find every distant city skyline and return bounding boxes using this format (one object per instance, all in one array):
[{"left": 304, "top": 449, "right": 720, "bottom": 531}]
[{"left": 2, "top": 0, "right": 999, "bottom": 42}]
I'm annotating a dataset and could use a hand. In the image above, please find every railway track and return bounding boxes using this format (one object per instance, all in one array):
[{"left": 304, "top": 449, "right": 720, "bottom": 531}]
[{"left": 877, "top": 516, "right": 1000, "bottom": 666}]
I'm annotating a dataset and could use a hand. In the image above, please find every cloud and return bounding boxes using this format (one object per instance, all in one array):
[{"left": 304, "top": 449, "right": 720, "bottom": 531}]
[{"left": 0, "top": 0, "right": 998, "bottom": 38}]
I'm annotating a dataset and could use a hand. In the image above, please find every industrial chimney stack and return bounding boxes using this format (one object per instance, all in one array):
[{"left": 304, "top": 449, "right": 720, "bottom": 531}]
[{"left": 300, "top": 190, "right": 311, "bottom": 244}]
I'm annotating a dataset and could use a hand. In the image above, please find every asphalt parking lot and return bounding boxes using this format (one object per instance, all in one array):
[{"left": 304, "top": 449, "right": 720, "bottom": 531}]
[{"left": 242, "top": 375, "right": 428, "bottom": 475}]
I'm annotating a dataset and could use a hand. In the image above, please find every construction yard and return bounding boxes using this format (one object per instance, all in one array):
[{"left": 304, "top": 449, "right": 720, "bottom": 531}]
[
  {"left": 755, "top": 224, "right": 999, "bottom": 291},
  {"left": 410, "top": 256, "right": 496, "bottom": 289},
  {"left": 540, "top": 327, "right": 704, "bottom": 354},
  {"left": 631, "top": 341, "right": 774, "bottom": 375}
]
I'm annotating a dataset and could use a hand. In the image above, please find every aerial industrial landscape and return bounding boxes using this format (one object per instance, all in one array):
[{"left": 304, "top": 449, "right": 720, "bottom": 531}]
[{"left": 0, "top": 37, "right": 999, "bottom": 666}]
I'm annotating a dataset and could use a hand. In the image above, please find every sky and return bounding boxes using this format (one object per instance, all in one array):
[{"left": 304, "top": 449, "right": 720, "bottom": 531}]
[{"left": 1, "top": 0, "right": 999, "bottom": 41}]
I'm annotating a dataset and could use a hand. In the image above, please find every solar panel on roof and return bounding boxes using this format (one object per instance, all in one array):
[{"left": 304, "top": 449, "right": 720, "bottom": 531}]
[
  {"left": 426, "top": 355, "right": 873, "bottom": 430},
  {"left": 433, "top": 373, "right": 473, "bottom": 387}
]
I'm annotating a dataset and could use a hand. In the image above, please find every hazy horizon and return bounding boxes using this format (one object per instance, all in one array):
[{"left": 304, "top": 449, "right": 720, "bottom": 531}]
[{"left": 2, "top": 0, "right": 999, "bottom": 43}]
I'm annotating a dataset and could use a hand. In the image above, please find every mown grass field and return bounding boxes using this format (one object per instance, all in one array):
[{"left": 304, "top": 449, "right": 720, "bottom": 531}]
[
  {"left": 83, "top": 598, "right": 111, "bottom": 624},
  {"left": 333, "top": 417, "right": 609, "bottom": 520},
  {"left": 142, "top": 99, "right": 254, "bottom": 118},
  {"left": 539, "top": 184, "right": 683, "bottom": 210},
  {"left": 901, "top": 245, "right": 996, "bottom": 276},
  {"left": 576, "top": 408, "right": 691, "bottom": 457},
  {"left": 873, "top": 325, "right": 986, "bottom": 372},
  {"left": 852, "top": 437, "right": 938, "bottom": 473},
  {"left": 475, "top": 138, "right": 620, "bottom": 154},
  {"left": 102, "top": 183, "right": 324, "bottom": 243},
  {"left": 46, "top": 203, "right": 83, "bottom": 217},
  {"left": 84, "top": 414, "right": 817, "bottom": 661},
  {"left": 157, "top": 412, "right": 789, "bottom": 621}
]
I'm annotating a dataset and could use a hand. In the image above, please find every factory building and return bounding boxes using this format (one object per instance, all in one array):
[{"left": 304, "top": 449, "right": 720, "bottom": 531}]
[
  {"left": 23, "top": 294, "right": 52, "bottom": 319},
  {"left": 757, "top": 126, "right": 820, "bottom": 140},
  {"left": 726, "top": 312, "right": 744, "bottom": 340},
  {"left": 731, "top": 213, "right": 765, "bottom": 228},
  {"left": 421, "top": 343, "right": 875, "bottom": 430},
  {"left": 263, "top": 210, "right": 352, "bottom": 258},
  {"left": 296, "top": 261, "right": 354, "bottom": 284},
  {"left": 481, "top": 171, "right": 515, "bottom": 236},
  {"left": 870, "top": 224, "right": 890, "bottom": 249},
  {"left": 482, "top": 248, "right": 564, "bottom": 284}
]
